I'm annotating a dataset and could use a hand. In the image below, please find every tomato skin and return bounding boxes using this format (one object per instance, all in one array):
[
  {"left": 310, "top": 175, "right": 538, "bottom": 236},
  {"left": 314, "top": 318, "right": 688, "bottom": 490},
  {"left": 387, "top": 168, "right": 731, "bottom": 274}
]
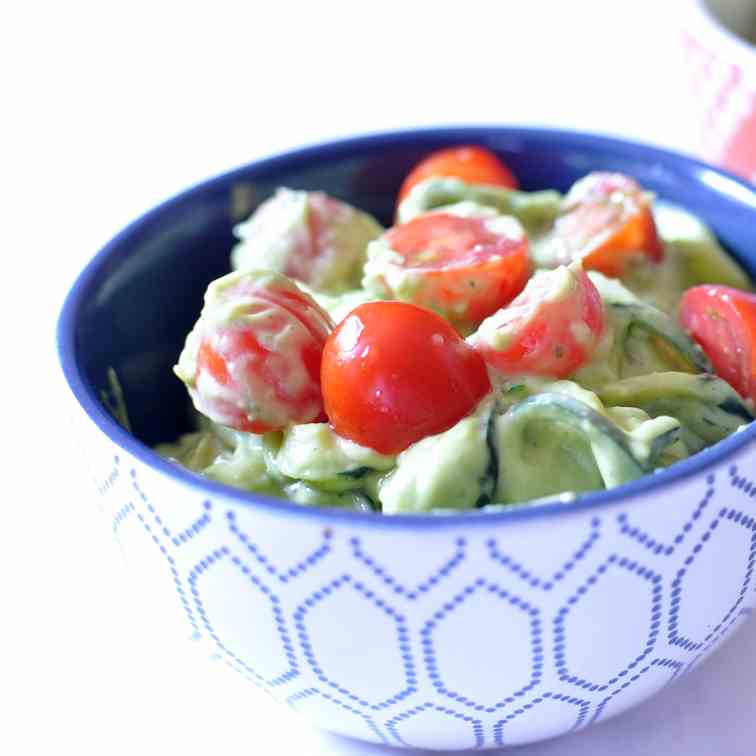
[
  {"left": 370, "top": 213, "right": 531, "bottom": 329},
  {"left": 680, "top": 285, "right": 756, "bottom": 401},
  {"left": 321, "top": 301, "right": 492, "bottom": 454},
  {"left": 469, "top": 263, "right": 604, "bottom": 378},
  {"left": 553, "top": 172, "right": 664, "bottom": 277},
  {"left": 178, "top": 270, "right": 333, "bottom": 433},
  {"left": 397, "top": 145, "right": 518, "bottom": 206}
]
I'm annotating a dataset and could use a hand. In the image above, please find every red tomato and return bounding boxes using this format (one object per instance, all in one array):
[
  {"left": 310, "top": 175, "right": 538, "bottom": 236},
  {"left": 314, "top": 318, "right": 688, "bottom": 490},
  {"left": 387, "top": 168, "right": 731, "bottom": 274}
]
[
  {"left": 185, "top": 271, "right": 333, "bottom": 433},
  {"left": 552, "top": 172, "right": 664, "bottom": 277},
  {"left": 321, "top": 301, "right": 492, "bottom": 454},
  {"left": 397, "top": 145, "right": 518, "bottom": 206},
  {"left": 469, "top": 264, "right": 604, "bottom": 377},
  {"left": 374, "top": 213, "right": 531, "bottom": 329},
  {"left": 680, "top": 285, "right": 756, "bottom": 401}
]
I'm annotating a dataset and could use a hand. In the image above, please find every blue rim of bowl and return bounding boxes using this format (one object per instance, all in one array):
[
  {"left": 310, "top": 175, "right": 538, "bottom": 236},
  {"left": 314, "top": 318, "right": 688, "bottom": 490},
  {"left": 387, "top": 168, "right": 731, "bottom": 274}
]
[{"left": 57, "top": 125, "right": 756, "bottom": 529}]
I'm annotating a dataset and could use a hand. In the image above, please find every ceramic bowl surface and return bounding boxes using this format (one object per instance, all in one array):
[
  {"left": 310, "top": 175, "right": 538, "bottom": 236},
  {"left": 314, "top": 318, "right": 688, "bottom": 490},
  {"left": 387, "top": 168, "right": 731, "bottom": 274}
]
[{"left": 58, "top": 127, "right": 756, "bottom": 750}]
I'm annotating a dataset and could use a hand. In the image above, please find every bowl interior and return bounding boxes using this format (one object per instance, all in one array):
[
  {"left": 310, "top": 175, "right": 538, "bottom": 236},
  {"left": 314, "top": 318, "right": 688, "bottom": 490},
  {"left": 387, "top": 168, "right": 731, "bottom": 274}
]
[{"left": 61, "top": 128, "right": 756, "bottom": 455}]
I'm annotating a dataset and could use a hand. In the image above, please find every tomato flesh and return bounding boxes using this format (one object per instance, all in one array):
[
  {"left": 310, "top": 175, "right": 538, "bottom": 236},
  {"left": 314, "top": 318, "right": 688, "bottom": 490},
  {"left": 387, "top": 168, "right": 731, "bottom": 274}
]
[
  {"left": 374, "top": 213, "right": 531, "bottom": 329},
  {"left": 283, "top": 192, "right": 348, "bottom": 284},
  {"left": 553, "top": 172, "right": 663, "bottom": 277},
  {"left": 469, "top": 264, "right": 604, "bottom": 378},
  {"left": 397, "top": 145, "right": 518, "bottom": 205},
  {"left": 232, "top": 189, "right": 379, "bottom": 293},
  {"left": 321, "top": 301, "right": 492, "bottom": 454},
  {"left": 185, "top": 271, "right": 333, "bottom": 432},
  {"left": 680, "top": 285, "right": 756, "bottom": 401}
]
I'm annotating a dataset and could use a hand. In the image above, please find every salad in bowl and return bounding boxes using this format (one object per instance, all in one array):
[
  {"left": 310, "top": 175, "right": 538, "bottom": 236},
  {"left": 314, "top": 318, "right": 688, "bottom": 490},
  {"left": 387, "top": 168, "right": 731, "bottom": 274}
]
[{"left": 157, "top": 145, "right": 755, "bottom": 515}]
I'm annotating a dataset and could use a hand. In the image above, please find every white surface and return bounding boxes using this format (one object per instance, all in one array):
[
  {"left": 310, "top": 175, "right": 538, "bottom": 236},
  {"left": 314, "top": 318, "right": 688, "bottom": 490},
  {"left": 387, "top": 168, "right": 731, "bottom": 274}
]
[{"left": 7, "top": 0, "right": 756, "bottom": 753}]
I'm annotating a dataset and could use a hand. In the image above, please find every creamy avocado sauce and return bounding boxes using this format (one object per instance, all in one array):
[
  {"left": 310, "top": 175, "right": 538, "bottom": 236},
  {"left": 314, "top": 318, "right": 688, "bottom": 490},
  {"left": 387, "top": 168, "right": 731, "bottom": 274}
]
[
  {"left": 156, "top": 178, "right": 755, "bottom": 513},
  {"left": 231, "top": 188, "right": 383, "bottom": 294},
  {"left": 397, "top": 177, "right": 562, "bottom": 235}
]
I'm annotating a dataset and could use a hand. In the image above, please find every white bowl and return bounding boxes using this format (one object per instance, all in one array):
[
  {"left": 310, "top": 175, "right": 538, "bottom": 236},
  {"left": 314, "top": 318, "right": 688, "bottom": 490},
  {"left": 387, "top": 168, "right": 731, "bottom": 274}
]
[{"left": 57, "top": 127, "right": 756, "bottom": 750}]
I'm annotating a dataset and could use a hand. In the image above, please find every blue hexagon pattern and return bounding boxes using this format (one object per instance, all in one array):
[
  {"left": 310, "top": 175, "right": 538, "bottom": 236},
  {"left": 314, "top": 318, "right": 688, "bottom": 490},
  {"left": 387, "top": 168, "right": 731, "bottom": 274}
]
[
  {"left": 116, "top": 471, "right": 200, "bottom": 636},
  {"left": 554, "top": 556, "right": 662, "bottom": 692},
  {"left": 493, "top": 692, "right": 590, "bottom": 746},
  {"left": 668, "top": 507, "right": 756, "bottom": 652},
  {"left": 287, "top": 688, "right": 388, "bottom": 744},
  {"left": 590, "top": 658, "right": 684, "bottom": 725},
  {"left": 385, "top": 703, "right": 484, "bottom": 749},
  {"left": 102, "top": 462, "right": 756, "bottom": 750},
  {"left": 421, "top": 579, "right": 542, "bottom": 711},
  {"left": 349, "top": 536, "right": 466, "bottom": 599},
  {"left": 616, "top": 473, "right": 715, "bottom": 556},
  {"left": 227, "top": 510, "right": 332, "bottom": 583},
  {"left": 131, "top": 466, "right": 212, "bottom": 548},
  {"left": 293, "top": 575, "right": 416, "bottom": 709},
  {"left": 188, "top": 547, "right": 298, "bottom": 688},
  {"left": 487, "top": 517, "right": 601, "bottom": 590}
]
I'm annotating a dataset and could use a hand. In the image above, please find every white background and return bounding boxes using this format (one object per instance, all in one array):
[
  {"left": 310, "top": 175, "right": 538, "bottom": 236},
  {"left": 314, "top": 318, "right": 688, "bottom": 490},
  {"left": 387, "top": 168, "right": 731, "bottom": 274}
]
[{"left": 7, "top": 0, "right": 756, "bottom": 754}]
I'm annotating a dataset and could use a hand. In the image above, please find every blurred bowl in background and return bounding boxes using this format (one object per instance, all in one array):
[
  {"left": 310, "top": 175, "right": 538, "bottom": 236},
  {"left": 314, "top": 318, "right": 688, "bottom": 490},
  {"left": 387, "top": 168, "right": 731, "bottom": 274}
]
[{"left": 682, "top": 0, "right": 756, "bottom": 181}]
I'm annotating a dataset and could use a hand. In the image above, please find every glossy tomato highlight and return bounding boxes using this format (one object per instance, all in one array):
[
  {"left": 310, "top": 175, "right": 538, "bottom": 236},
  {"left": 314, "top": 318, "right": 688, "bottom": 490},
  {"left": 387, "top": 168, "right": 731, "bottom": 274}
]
[{"left": 321, "top": 301, "right": 492, "bottom": 454}]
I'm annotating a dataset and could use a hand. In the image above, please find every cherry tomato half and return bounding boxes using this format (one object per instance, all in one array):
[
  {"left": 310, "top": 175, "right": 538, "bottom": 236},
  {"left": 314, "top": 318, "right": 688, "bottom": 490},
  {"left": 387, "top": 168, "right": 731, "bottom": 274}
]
[
  {"left": 552, "top": 172, "right": 664, "bottom": 277},
  {"left": 179, "top": 270, "right": 333, "bottom": 433},
  {"left": 469, "top": 263, "right": 604, "bottom": 378},
  {"left": 680, "top": 285, "right": 756, "bottom": 402},
  {"left": 232, "top": 189, "right": 380, "bottom": 293},
  {"left": 397, "top": 145, "right": 518, "bottom": 206},
  {"left": 372, "top": 213, "right": 531, "bottom": 330},
  {"left": 321, "top": 301, "right": 492, "bottom": 454},
  {"left": 284, "top": 192, "right": 350, "bottom": 285}
]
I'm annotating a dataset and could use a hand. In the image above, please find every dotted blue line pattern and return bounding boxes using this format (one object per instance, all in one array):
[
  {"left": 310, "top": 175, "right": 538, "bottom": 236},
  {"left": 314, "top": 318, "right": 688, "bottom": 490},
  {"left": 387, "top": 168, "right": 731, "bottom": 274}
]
[
  {"left": 350, "top": 536, "right": 465, "bottom": 599},
  {"left": 188, "top": 547, "right": 298, "bottom": 687},
  {"left": 131, "top": 471, "right": 211, "bottom": 547},
  {"left": 421, "top": 578, "right": 542, "bottom": 711},
  {"left": 728, "top": 465, "right": 756, "bottom": 597},
  {"left": 99, "top": 460, "right": 756, "bottom": 749},
  {"left": 492, "top": 692, "right": 591, "bottom": 746},
  {"left": 487, "top": 517, "right": 600, "bottom": 590},
  {"left": 293, "top": 575, "right": 416, "bottom": 710},
  {"left": 227, "top": 510, "right": 332, "bottom": 582},
  {"left": 683, "top": 606, "right": 754, "bottom": 677},
  {"left": 385, "top": 702, "right": 484, "bottom": 748},
  {"left": 554, "top": 556, "right": 662, "bottom": 692},
  {"left": 95, "top": 454, "right": 121, "bottom": 497},
  {"left": 112, "top": 501, "right": 134, "bottom": 536},
  {"left": 286, "top": 688, "right": 388, "bottom": 745},
  {"left": 729, "top": 465, "right": 756, "bottom": 499},
  {"left": 617, "top": 474, "right": 714, "bottom": 556},
  {"left": 129, "top": 471, "right": 199, "bottom": 634},
  {"left": 669, "top": 507, "right": 756, "bottom": 652},
  {"left": 589, "top": 658, "right": 684, "bottom": 725}
]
